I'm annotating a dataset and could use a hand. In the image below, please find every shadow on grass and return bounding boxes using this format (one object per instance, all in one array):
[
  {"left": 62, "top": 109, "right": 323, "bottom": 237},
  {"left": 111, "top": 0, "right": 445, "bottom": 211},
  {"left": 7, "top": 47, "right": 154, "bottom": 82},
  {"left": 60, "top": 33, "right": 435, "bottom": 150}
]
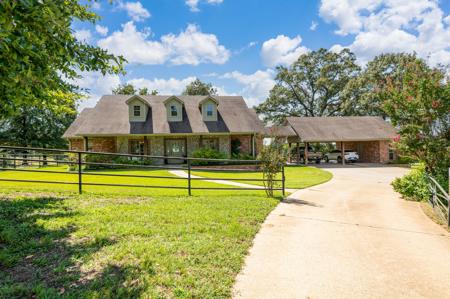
[{"left": 0, "top": 196, "right": 144, "bottom": 298}]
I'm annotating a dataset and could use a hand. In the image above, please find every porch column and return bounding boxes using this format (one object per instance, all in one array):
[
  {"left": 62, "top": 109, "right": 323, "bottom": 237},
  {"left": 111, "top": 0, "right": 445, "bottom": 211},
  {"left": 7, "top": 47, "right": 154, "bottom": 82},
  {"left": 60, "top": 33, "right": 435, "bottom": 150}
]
[
  {"left": 288, "top": 143, "right": 292, "bottom": 163},
  {"left": 341, "top": 141, "right": 345, "bottom": 165},
  {"left": 304, "top": 142, "right": 309, "bottom": 165},
  {"left": 84, "top": 137, "right": 89, "bottom": 151},
  {"left": 144, "top": 136, "right": 149, "bottom": 155},
  {"left": 251, "top": 134, "right": 256, "bottom": 158},
  {"left": 296, "top": 142, "right": 300, "bottom": 165}
]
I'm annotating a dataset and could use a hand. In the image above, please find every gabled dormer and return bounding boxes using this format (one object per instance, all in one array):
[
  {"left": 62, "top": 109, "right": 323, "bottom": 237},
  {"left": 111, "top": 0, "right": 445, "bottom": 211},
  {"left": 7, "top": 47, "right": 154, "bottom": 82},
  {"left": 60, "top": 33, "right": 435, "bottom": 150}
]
[
  {"left": 126, "top": 95, "right": 149, "bottom": 122},
  {"left": 199, "top": 96, "right": 219, "bottom": 122},
  {"left": 164, "top": 96, "right": 184, "bottom": 122}
]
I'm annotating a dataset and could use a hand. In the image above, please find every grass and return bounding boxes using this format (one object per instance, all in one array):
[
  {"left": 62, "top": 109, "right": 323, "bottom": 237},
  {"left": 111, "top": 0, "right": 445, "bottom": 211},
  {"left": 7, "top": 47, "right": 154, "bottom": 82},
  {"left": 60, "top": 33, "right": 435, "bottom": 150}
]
[
  {"left": 192, "top": 165, "right": 333, "bottom": 189},
  {"left": 0, "top": 165, "right": 331, "bottom": 297},
  {"left": 0, "top": 166, "right": 274, "bottom": 197},
  {"left": 0, "top": 190, "right": 279, "bottom": 298}
]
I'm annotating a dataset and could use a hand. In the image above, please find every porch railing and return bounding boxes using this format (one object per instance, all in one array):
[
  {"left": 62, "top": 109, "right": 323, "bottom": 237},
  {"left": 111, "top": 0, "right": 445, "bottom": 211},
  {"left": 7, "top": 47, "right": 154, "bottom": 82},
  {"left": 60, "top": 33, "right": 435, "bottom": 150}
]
[{"left": 0, "top": 145, "right": 285, "bottom": 196}]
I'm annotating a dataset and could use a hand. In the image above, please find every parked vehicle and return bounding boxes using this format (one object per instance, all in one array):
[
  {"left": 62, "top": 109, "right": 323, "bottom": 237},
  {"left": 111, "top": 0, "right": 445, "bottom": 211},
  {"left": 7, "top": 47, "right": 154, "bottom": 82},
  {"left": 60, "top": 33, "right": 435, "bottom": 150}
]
[
  {"left": 324, "top": 150, "right": 359, "bottom": 163},
  {"left": 290, "top": 146, "right": 323, "bottom": 164}
]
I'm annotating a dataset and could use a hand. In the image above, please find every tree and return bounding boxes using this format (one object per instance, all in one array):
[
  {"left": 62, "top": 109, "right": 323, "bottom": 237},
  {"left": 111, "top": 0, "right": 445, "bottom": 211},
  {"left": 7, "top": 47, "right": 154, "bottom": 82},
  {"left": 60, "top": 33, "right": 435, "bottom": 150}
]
[
  {"left": 182, "top": 79, "right": 217, "bottom": 96},
  {"left": 380, "top": 59, "right": 449, "bottom": 180},
  {"left": 343, "top": 53, "right": 425, "bottom": 117},
  {"left": 256, "top": 48, "right": 360, "bottom": 124},
  {"left": 258, "top": 137, "right": 287, "bottom": 197},
  {"left": 0, "top": 1, "right": 125, "bottom": 120},
  {"left": 0, "top": 105, "right": 76, "bottom": 148},
  {"left": 112, "top": 84, "right": 137, "bottom": 95}
]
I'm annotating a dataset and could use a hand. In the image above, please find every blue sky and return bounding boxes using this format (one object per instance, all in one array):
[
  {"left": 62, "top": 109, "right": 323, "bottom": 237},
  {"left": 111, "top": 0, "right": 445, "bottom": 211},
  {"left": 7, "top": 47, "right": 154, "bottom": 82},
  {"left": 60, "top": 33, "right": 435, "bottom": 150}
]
[{"left": 73, "top": 0, "right": 450, "bottom": 109}]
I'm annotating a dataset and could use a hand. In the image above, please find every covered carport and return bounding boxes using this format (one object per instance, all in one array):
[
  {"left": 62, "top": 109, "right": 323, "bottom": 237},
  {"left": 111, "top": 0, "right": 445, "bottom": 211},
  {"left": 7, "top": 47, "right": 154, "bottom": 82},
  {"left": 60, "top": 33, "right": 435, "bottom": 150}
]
[{"left": 283, "top": 116, "right": 397, "bottom": 165}]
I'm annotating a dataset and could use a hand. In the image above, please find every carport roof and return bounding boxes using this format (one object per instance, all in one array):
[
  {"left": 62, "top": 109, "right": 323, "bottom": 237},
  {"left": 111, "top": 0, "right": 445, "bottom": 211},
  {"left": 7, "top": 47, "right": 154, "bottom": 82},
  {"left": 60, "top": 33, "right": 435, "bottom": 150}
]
[{"left": 286, "top": 116, "right": 396, "bottom": 142}]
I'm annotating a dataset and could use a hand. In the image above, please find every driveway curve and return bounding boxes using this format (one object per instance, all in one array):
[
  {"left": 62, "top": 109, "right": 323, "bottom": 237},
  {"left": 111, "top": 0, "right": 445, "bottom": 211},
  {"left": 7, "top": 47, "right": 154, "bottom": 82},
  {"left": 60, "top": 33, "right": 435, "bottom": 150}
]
[{"left": 233, "top": 165, "right": 450, "bottom": 299}]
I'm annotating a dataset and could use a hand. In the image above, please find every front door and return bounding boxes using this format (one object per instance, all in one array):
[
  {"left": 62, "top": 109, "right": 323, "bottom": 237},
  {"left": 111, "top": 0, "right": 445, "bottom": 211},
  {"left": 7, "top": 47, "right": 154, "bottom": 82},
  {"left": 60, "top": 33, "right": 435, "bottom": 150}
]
[{"left": 165, "top": 139, "right": 186, "bottom": 164}]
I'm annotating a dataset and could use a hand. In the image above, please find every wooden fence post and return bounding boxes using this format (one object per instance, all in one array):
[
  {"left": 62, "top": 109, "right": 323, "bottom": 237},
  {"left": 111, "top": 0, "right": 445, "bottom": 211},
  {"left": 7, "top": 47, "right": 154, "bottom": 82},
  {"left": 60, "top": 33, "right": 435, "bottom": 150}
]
[
  {"left": 78, "top": 152, "right": 82, "bottom": 194},
  {"left": 282, "top": 163, "right": 285, "bottom": 196},
  {"left": 187, "top": 159, "right": 192, "bottom": 196}
]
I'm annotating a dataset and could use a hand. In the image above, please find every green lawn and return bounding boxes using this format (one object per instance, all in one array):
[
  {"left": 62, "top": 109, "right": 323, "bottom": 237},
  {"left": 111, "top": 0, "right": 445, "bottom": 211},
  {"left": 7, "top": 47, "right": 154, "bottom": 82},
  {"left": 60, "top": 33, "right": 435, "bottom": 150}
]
[
  {"left": 0, "top": 166, "right": 276, "bottom": 197},
  {"left": 192, "top": 165, "right": 333, "bottom": 189},
  {"left": 0, "top": 165, "right": 331, "bottom": 298}
]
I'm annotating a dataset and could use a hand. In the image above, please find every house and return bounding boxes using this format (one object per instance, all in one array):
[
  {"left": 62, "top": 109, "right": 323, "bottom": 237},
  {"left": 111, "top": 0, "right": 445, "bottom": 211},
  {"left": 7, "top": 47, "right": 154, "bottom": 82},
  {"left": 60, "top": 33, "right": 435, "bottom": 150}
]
[
  {"left": 268, "top": 116, "right": 397, "bottom": 164},
  {"left": 63, "top": 95, "right": 264, "bottom": 163}
]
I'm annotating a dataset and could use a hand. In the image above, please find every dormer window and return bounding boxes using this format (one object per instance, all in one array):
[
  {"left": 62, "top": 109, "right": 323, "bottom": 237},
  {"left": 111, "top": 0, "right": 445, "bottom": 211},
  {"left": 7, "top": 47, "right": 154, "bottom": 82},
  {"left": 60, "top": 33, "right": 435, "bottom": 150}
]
[
  {"left": 164, "top": 96, "right": 184, "bottom": 122},
  {"left": 206, "top": 104, "right": 214, "bottom": 117},
  {"left": 200, "top": 97, "right": 219, "bottom": 121},
  {"left": 170, "top": 105, "right": 178, "bottom": 117},
  {"left": 133, "top": 105, "right": 141, "bottom": 117}
]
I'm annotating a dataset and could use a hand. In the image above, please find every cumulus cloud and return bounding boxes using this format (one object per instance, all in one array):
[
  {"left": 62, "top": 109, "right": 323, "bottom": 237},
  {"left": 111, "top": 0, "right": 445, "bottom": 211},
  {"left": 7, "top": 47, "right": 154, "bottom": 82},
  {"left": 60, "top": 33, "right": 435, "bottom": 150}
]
[
  {"left": 261, "top": 35, "right": 309, "bottom": 67},
  {"left": 118, "top": 1, "right": 151, "bottom": 22},
  {"left": 73, "top": 29, "right": 92, "bottom": 43},
  {"left": 320, "top": 0, "right": 450, "bottom": 65},
  {"left": 71, "top": 72, "right": 121, "bottom": 110},
  {"left": 186, "top": 0, "right": 223, "bottom": 12},
  {"left": 95, "top": 25, "right": 109, "bottom": 36},
  {"left": 128, "top": 77, "right": 196, "bottom": 95},
  {"left": 98, "top": 22, "right": 230, "bottom": 65},
  {"left": 222, "top": 69, "right": 276, "bottom": 106}
]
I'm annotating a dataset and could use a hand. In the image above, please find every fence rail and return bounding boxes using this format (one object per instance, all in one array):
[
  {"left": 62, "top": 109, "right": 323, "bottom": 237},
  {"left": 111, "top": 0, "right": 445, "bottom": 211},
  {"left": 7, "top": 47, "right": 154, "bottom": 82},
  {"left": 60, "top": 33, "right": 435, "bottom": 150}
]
[
  {"left": 426, "top": 172, "right": 449, "bottom": 228},
  {"left": 0, "top": 145, "right": 285, "bottom": 196}
]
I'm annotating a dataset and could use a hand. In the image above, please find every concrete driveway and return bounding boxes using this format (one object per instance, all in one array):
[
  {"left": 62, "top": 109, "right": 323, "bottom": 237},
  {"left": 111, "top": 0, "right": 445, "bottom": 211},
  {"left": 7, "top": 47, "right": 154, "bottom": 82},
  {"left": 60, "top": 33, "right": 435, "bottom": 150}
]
[{"left": 233, "top": 165, "right": 450, "bottom": 299}]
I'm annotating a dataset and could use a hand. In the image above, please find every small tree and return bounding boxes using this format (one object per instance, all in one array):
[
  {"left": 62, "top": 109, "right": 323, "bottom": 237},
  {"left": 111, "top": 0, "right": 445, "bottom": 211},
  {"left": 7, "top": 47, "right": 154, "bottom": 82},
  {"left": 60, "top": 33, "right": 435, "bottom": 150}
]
[
  {"left": 380, "top": 60, "right": 449, "bottom": 183},
  {"left": 258, "top": 138, "right": 288, "bottom": 197}
]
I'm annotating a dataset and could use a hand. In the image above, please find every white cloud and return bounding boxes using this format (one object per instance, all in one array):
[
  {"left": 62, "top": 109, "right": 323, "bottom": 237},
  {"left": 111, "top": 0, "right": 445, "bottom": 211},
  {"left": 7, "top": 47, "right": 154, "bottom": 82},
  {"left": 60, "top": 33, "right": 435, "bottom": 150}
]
[
  {"left": 98, "top": 22, "right": 230, "bottom": 65},
  {"left": 310, "top": 21, "right": 318, "bottom": 31},
  {"left": 186, "top": 0, "right": 223, "bottom": 12},
  {"left": 261, "top": 35, "right": 309, "bottom": 67},
  {"left": 95, "top": 25, "right": 109, "bottom": 36},
  {"left": 161, "top": 24, "right": 230, "bottom": 65},
  {"left": 118, "top": 1, "right": 151, "bottom": 22},
  {"left": 320, "top": 0, "right": 450, "bottom": 65},
  {"left": 222, "top": 69, "right": 276, "bottom": 106},
  {"left": 72, "top": 72, "right": 121, "bottom": 110},
  {"left": 128, "top": 77, "right": 196, "bottom": 95},
  {"left": 73, "top": 29, "right": 92, "bottom": 43}
]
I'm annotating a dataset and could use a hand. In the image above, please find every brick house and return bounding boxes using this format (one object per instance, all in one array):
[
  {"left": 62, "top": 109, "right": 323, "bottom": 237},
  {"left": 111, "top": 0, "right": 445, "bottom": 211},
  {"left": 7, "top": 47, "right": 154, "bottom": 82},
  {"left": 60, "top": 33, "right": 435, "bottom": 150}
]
[
  {"left": 272, "top": 116, "right": 397, "bottom": 164},
  {"left": 63, "top": 95, "right": 264, "bottom": 163}
]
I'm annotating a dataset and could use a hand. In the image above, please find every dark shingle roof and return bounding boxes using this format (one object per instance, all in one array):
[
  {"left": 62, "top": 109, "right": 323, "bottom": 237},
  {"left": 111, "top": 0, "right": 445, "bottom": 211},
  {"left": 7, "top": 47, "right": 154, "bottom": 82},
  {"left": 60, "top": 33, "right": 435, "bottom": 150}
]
[
  {"left": 64, "top": 95, "right": 264, "bottom": 137},
  {"left": 264, "top": 126, "right": 297, "bottom": 137},
  {"left": 286, "top": 116, "right": 396, "bottom": 142},
  {"left": 62, "top": 108, "right": 94, "bottom": 138}
]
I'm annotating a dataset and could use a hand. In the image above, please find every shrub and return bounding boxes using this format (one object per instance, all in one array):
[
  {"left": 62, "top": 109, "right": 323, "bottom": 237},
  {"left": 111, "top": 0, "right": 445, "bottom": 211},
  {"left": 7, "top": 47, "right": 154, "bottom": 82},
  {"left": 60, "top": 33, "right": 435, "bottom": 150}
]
[
  {"left": 84, "top": 154, "right": 114, "bottom": 170},
  {"left": 257, "top": 138, "right": 287, "bottom": 197},
  {"left": 231, "top": 139, "right": 241, "bottom": 156},
  {"left": 191, "top": 148, "right": 226, "bottom": 166},
  {"left": 392, "top": 164, "right": 431, "bottom": 201}
]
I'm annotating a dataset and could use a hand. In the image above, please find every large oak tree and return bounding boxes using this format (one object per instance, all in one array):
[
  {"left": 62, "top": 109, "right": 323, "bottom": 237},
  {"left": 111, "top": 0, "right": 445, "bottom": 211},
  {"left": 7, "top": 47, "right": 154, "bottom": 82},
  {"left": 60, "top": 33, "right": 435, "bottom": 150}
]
[{"left": 256, "top": 48, "right": 360, "bottom": 124}]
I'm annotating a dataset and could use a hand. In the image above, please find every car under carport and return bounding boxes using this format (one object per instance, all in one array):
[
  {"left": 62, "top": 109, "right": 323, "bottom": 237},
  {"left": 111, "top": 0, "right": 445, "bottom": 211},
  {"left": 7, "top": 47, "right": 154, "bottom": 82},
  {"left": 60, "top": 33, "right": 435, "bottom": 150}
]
[{"left": 267, "top": 116, "right": 397, "bottom": 165}]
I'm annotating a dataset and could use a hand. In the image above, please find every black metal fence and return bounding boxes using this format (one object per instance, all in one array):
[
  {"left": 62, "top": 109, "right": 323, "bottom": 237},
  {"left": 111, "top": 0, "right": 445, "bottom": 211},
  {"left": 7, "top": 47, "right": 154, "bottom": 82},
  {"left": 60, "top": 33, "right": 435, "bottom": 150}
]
[
  {"left": 426, "top": 172, "right": 449, "bottom": 228},
  {"left": 0, "top": 146, "right": 285, "bottom": 196}
]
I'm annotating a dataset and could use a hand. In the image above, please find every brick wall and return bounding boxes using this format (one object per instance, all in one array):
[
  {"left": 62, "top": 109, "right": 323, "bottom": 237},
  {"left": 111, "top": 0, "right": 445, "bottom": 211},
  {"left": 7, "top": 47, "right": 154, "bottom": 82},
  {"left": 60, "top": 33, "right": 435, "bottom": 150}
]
[
  {"left": 88, "top": 137, "right": 117, "bottom": 153},
  {"left": 69, "top": 138, "right": 84, "bottom": 151},
  {"left": 231, "top": 135, "right": 252, "bottom": 155},
  {"left": 337, "top": 140, "right": 391, "bottom": 163}
]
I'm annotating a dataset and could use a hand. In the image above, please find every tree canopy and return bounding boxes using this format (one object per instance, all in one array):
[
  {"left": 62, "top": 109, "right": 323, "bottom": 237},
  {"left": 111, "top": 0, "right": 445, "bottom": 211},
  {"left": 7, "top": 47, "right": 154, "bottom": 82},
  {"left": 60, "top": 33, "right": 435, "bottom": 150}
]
[
  {"left": 112, "top": 84, "right": 158, "bottom": 95},
  {"left": 256, "top": 48, "right": 360, "bottom": 124},
  {"left": 182, "top": 79, "right": 217, "bottom": 96},
  {"left": 0, "top": 0, "right": 126, "bottom": 120},
  {"left": 379, "top": 59, "right": 449, "bottom": 177}
]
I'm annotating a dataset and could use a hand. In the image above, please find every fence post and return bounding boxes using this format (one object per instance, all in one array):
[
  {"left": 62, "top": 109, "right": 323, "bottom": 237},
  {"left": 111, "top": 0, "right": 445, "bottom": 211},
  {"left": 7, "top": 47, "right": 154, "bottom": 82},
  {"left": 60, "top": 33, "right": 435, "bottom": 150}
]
[
  {"left": 282, "top": 163, "right": 285, "bottom": 196},
  {"left": 187, "top": 159, "right": 192, "bottom": 196},
  {"left": 13, "top": 153, "right": 16, "bottom": 169},
  {"left": 448, "top": 168, "right": 449, "bottom": 228},
  {"left": 78, "top": 152, "right": 82, "bottom": 194}
]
